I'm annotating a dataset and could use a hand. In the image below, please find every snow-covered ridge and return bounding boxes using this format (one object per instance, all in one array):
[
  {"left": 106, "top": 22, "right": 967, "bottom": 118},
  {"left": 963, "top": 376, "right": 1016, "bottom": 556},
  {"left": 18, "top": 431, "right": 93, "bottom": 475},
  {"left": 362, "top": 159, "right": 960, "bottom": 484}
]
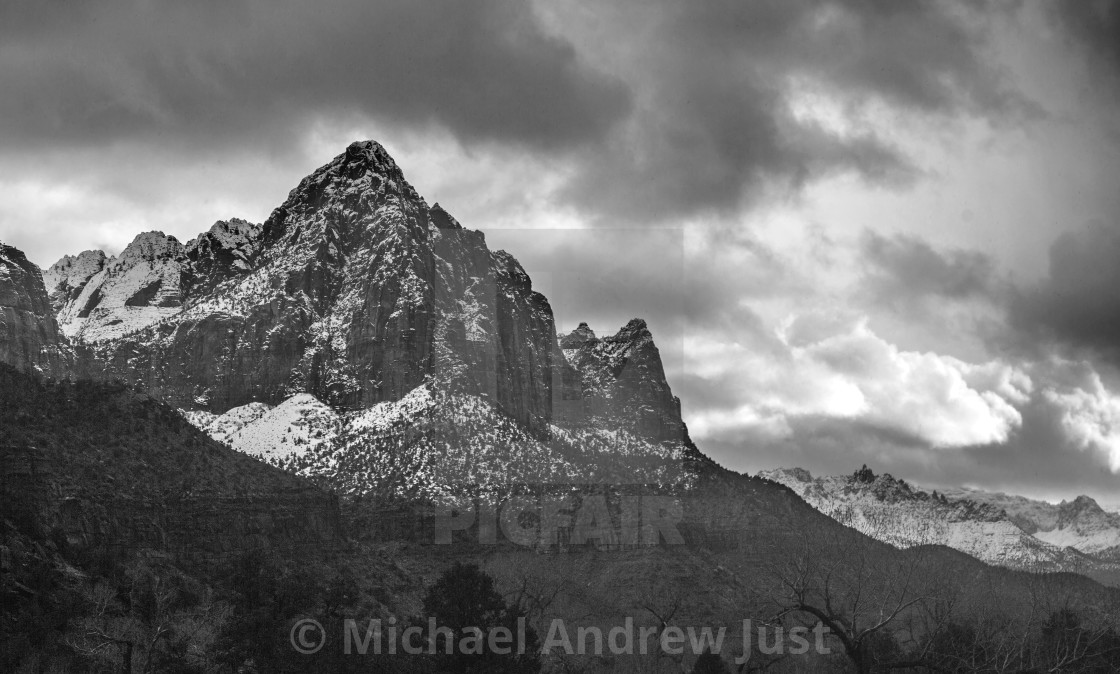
[
  {"left": 42, "top": 249, "right": 107, "bottom": 312},
  {"left": 182, "top": 385, "right": 697, "bottom": 504},
  {"left": 759, "top": 466, "right": 1120, "bottom": 576},
  {"left": 182, "top": 394, "right": 339, "bottom": 463},
  {"left": 46, "top": 219, "right": 269, "bottom": 343},
  {"left": 939, "top": 487, "right": 1120, "bottom": 556},
  {"left": 48, "top": 231, "right": 186, "bottom": 341}
]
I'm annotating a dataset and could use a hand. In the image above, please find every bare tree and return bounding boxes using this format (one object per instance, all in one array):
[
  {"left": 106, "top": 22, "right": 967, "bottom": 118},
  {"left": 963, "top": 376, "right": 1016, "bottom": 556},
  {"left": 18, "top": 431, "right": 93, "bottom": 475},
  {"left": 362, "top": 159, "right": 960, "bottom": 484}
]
[{"left": 764, "top": 529, "right": 937, "bottom": 674}]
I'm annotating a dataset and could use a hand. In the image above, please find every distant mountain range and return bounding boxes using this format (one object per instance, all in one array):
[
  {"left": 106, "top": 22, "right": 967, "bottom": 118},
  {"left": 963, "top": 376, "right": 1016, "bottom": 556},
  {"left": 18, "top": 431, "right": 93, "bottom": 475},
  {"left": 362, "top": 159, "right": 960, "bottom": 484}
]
[
  {"left": 937, "top": 486, "right": 1120, "bottom": 559},
  {"left": 760, "top": 466, "right": 1120, "bottom": 583}
]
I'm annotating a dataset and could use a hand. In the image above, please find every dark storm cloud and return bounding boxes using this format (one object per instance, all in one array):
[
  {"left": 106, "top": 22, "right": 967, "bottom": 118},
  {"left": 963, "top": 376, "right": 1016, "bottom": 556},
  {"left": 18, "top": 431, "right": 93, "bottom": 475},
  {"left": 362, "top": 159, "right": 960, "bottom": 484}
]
[
  {"left": 859, "top": 231, "right": 998, "bottom": 308},
  {"left": 559, "top": 0, "right": 1029, "bottom": 221},
  {"left": 0, "top": 0, "right": 630, "bottom": 152},
  {"left": 1049, "top": 1, "right": 1120, "bottom": 85},
  {"left": 1, "top": 0, "right": 1032, "bottom": 225},
  {"left": 1010, "top": 223, "right": 1120, "bottom": 362}
]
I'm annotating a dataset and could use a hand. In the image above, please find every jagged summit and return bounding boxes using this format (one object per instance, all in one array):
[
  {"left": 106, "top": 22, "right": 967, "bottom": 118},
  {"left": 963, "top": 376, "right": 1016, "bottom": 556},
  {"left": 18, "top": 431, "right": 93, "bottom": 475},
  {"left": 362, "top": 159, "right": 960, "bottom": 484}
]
[
  {"left": 110, "top": 231, "right": 184, "bottom": 267},
  {"left": 43, "top": 249, "right": 107, "bottom": 313},
  {"left": 620, "top": 317, "right": 648, "bottom": 333},
  {"left": 189, "top": 218, "right": 261, "bottom": 248},
  {"left": 46, "top": 230, "right": 189, "bottom": 340},
  {"left": 558, "top": 317, "right": 687, "bottom": 445},
  {"left": 1063, "top": 495, "right": 1106, "bottom": 514},
  {"left": 265, "top": 139, "right": 417, "bottom": 235},
  {"left": 559, "top": 321, "right": 597, "bottom": 348},
  {"left": 345, "top": 139, "right": 402, "bottom": 174}
]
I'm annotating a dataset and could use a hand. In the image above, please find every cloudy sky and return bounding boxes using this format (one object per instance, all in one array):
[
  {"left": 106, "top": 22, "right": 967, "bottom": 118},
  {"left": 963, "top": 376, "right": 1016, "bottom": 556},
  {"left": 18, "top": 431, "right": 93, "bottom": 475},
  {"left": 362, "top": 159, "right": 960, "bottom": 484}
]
[{"left": 2, "top": 0, "right": 1119, "bottom": 503}]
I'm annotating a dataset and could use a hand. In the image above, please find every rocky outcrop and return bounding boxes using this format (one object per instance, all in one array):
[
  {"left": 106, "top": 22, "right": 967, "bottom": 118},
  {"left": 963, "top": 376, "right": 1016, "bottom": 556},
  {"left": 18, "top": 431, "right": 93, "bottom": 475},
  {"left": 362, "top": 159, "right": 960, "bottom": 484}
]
[
  {"left": 182, "top": 218, "right": 263, "bottom": 296},
  {"left": 43, "top": 249, "right": 107, "bottom": 314},
  {"left": 0, "top": 243, "right": 68, "bottom": 377},
  {"left": 50, "top": 232, "right": 187, "bottom": 341},
  {"left": 559, "top": 318, "right": 689, "bottom": 445}
]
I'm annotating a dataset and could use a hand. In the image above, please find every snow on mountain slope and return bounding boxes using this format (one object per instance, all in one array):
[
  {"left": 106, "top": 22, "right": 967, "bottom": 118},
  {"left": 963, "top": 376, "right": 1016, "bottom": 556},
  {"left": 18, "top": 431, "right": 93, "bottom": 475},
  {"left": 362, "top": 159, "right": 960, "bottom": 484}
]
[
  {"left": 303, "top": 386, "right": 694, "bottom": 502},
  {"left": 181, "top": 394, "right": 339, "bottom": 463},
  {"left": 760, "top": 467, "right": 1118, "bottom": 576},
  {"left": 937, "top": 486, "right": 1062, "bottom": 533},
  {"left": 46, "top": 219, "right": 268, "bottom": 345},
  {"left": 52, "top": 232, "right": 186, "bottom": 341},
  {"left": 1031, "top": 496, "right": 1120, "bottom": 557},
  {"left": 181, "top": 402, "right": 272, "bottom": 443},
  {"left": 42, "top": 249, "right": 107, "bottom": 314},
  {"left": 224, "top": 394, "right": 340, "bottom": 462},
  {"left": 939, "top": 487, "right": 1120, "bottom": 558},
  {"left": 183, "top": 384, "right": 697, "bottom": 504}
]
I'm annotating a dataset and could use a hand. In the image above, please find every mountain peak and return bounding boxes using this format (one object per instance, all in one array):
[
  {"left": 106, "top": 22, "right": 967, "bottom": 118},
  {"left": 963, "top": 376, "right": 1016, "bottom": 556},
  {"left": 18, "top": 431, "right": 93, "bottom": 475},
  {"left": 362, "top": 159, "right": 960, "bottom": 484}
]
[
  {"left": 609, "top": 318, "right": 653, "bottom": 347},
  {"left": 1062, "top": 495, "right": 1105, "bottom": 515},
  {"left": 112, "top": 231, "right": 184, "bottom": 267},
  {"left": 559, "top": 322, "right": 597, "bottom": 349},
  {"left": 623, "top": 317, "right": 648, "bottom": 332},
  {"left": 343, "top": 139, "right": 400, "bottom": 174}
]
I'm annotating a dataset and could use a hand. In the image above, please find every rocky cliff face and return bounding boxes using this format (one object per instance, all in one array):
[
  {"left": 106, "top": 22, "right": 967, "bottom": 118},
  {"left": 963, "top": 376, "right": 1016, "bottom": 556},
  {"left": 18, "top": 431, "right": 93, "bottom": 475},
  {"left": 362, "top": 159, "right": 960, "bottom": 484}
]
[
  {"left": 49, "top": 232, "right": 187, "bottom": 342},
  {"left": 42, "top": 249, "right": 107, "bottom": 315},
  {"left": 559, "top": 319, "right": 689, "bottom": 445},
  {"left": 0, "top": 243, "right": 68, "bottom": 376},
  {"left": 60, "top": 141, "right": 569, "bottom": 437},
  {"left": 44, "top": 221, "right": 266, "bottom": 345}
]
